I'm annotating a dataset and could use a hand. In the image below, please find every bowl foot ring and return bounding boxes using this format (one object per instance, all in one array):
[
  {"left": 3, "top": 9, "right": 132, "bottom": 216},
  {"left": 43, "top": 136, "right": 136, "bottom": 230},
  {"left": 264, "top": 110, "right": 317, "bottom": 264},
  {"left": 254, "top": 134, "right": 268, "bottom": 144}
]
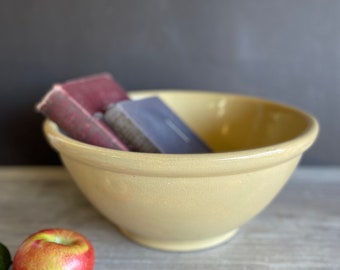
[{"left": 118, "top": 227, "right": 239, "bottom": 252}]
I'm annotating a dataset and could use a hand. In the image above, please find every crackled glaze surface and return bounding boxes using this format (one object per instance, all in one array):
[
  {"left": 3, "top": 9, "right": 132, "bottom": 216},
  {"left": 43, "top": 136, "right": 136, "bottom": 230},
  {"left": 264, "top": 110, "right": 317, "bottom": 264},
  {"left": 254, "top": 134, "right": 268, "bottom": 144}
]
[{"left": 43, "top": 90, "right": 319, "bottom": 251}]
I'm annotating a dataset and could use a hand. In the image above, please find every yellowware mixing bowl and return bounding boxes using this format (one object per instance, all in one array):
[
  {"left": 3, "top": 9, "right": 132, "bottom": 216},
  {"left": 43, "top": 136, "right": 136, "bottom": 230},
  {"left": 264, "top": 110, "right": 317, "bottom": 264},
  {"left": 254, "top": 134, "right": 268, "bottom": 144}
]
[{"left": 43, "top": 90, "right": 319, "bottom": 252}]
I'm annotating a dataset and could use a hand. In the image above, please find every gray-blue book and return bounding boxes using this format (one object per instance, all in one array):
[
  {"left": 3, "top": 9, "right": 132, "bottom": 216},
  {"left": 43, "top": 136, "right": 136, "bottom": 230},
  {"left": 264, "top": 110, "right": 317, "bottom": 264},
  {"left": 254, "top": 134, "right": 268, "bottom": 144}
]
[{"left": 104, "top": 97, "right": 211, "bottom": 153}]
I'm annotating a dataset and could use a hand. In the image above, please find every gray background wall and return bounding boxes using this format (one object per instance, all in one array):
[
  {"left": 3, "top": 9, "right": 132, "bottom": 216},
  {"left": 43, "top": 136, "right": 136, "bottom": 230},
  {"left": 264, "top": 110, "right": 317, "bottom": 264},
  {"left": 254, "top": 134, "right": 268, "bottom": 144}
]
[{"left": 0, "top": 0, "right": 339, "bottom": 165}]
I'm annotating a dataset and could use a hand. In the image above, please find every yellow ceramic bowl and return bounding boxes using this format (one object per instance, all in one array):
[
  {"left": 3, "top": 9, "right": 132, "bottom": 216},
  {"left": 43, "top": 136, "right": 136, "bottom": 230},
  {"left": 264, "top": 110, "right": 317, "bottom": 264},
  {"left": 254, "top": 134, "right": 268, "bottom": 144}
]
[{"left": 43, "top": 90, "right": 319, "bottom": 252}]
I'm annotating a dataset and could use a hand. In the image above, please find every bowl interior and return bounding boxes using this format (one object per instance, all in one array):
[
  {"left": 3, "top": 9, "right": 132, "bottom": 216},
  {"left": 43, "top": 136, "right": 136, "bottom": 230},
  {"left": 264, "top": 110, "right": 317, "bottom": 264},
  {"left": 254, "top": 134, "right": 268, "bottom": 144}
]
[{"left": 130, "top": 91, "right": 314, "bottom": 152}]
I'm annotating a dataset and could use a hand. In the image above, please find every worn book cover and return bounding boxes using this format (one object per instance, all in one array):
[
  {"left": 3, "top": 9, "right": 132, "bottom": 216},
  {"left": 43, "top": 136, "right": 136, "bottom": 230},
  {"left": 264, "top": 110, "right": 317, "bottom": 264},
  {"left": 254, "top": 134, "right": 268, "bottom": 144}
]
[
  {"left": 104, "top": 97, "right": 211, "bottom": 153},
  {"left": 36, "top": 73, "right": 129, "bottom": 150}
]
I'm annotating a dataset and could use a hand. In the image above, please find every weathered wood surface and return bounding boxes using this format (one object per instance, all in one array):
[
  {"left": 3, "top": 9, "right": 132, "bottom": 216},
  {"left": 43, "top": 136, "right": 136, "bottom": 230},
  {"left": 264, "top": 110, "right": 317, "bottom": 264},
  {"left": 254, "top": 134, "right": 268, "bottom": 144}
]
[{"left": 0, "top": 166, "right": 339, "bottom": 269}]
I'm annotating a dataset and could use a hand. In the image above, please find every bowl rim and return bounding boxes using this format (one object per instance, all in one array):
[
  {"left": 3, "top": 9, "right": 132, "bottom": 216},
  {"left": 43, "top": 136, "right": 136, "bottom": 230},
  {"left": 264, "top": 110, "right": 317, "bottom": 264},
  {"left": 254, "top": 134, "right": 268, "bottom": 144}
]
[{"left": 43, "top": 90, "right": 319, "bottom": 176}]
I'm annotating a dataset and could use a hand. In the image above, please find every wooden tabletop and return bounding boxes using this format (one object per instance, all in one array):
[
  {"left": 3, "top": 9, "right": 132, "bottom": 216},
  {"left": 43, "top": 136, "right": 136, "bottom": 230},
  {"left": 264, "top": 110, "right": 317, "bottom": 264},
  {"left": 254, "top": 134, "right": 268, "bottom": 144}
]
[{"left": 0, "top": 166, "right": 339, "bottom": 269}]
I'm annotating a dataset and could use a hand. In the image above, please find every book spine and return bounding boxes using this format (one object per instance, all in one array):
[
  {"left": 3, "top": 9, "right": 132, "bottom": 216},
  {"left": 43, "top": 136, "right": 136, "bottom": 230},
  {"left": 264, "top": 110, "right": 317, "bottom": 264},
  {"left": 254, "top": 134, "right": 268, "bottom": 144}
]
[
  {"left": 60, "top": 73, "right": 129, "bottom": 113},
  {"left": 104, "top": 104, "right": 160, "bottom": 153}
]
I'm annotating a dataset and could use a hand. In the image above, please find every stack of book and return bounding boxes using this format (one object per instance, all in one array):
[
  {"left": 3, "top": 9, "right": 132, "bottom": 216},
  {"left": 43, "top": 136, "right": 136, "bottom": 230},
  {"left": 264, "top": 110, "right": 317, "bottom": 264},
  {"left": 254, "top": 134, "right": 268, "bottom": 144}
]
[{"left": 36, "top": 73, "right": 211, "bottom": 154}]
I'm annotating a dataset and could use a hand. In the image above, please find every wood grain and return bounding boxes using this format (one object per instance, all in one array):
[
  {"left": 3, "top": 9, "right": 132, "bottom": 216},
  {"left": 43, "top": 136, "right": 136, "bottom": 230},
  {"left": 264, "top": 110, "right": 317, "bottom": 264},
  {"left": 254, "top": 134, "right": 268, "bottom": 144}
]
[{"left": 0, "top": 166, "right": 339, "bottom": 269}]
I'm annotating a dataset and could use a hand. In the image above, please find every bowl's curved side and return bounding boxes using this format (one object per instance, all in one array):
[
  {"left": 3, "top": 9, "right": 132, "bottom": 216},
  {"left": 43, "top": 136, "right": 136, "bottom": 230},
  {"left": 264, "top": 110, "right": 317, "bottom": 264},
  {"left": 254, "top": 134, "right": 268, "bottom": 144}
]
[{"left": 57, "top": 148, "right": 302, "bottom": 251}]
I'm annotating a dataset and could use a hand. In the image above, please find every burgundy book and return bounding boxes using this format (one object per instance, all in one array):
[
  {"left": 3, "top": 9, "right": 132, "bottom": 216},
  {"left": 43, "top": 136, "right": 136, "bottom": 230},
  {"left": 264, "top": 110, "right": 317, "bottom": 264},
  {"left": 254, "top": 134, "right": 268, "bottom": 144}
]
[
  {"left": 104, "top": 97, "right": 211, "bottom": 153},
  {"left": 36, "top": 73, "right": 130, "bottom": 150}
]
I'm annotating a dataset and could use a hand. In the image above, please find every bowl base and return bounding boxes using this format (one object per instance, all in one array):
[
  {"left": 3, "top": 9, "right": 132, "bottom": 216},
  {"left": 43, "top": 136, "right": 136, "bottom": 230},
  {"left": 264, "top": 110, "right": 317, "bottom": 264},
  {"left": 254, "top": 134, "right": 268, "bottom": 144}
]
[{"left": 118, "top": 228, "right": 239, "bottom": 252}]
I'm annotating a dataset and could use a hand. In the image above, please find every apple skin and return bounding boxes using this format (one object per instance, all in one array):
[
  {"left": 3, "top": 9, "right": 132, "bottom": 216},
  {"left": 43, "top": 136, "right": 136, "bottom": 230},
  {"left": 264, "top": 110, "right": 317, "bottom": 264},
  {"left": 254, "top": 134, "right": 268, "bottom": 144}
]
[{"left": 13, "top": 228, "right": 94, "bottom": 270}]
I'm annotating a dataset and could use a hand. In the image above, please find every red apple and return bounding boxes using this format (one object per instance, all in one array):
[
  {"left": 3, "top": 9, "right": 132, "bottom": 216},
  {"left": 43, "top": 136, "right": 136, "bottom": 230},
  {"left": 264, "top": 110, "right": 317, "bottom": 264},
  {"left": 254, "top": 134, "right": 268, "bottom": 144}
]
[{"left": 13, "top": 228, "right": 94, "bottom": 270}]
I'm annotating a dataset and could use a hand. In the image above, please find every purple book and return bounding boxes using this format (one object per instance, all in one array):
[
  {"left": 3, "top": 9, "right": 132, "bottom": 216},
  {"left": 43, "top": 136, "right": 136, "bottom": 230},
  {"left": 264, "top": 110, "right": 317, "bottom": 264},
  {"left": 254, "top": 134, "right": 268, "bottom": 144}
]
[
  {"left": 104, "top": 97, "right": 211, "bottom": 153},
  {"left": 36, "top": 73, "right": 129, "bottom": 150}
]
